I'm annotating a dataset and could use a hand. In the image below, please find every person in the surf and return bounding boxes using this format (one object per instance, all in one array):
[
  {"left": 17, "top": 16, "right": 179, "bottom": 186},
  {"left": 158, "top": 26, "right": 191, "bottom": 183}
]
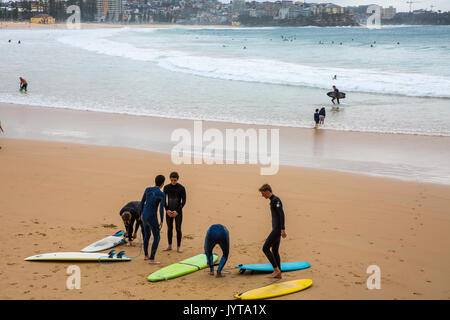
[
  {"left": 331, "top": 85, "right": 340, "bottom": 105},
  {"left": 314, "top": 109, "right": 320, "bottom": 129},
  {"left": 319, "top": 107, "right": 326, "bottom": 125},
  {"left": 19, "top": 77, "right": 28, "bottom": 93}
]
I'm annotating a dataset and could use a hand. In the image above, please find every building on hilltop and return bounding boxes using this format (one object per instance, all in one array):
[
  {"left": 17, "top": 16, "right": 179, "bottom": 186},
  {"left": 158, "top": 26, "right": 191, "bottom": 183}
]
[{"left": 30, "top": 13, "right": 55, "bottom": 24}]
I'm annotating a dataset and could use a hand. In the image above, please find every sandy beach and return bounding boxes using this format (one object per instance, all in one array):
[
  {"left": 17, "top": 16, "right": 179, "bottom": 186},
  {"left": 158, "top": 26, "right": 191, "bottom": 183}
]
[
  {"left": 1, "top": 24, "right": 450, "bottom": 300},
  {"left": 0, "top": 134, "right": 449, "bottom": 299}
]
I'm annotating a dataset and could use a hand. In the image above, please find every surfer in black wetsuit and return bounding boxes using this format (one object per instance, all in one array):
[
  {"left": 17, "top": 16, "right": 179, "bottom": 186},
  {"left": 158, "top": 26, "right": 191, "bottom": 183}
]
[
  {"left": 119, "top": 201, "right": 142, "bottom": 246},
  {"left": 331, "top": 85, "right": 340, "bottom": 105},
  {"left": 259, "top": 184, "right": 287, "bottom": 279},
  {"left": 163, "top": 172, "right": 187, "bottom": 253}
]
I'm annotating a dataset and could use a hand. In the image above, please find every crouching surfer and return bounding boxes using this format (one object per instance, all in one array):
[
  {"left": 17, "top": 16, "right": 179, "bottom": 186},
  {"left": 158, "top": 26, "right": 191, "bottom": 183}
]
[
  {"left": 119, "top": 201, "right": 142, "bottom": 246},
  {"left": 204, "top": 224, "right": 230, "bottom": 278}
]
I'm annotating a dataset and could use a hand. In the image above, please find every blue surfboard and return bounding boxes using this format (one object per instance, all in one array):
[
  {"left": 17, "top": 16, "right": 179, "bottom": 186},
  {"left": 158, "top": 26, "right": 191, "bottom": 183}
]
[{"left": 236, "top": 262, "right": 310, "bottom": 273}]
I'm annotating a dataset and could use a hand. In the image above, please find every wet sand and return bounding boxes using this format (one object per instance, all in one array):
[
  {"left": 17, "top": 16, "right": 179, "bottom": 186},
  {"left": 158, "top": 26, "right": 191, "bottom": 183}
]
[{"left": 1, "top": 103, "right": 449, "bottom": 184}]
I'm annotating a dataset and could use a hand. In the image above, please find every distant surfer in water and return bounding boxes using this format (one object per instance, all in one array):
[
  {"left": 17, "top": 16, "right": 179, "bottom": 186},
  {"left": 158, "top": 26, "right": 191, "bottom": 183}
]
[
  {"left": 119, "top": 201, "right": 142, "bottom": 246},
  {"left": 204, "top": 224, "right": 230, "bottom": 278},
  {"left": 19, "top": 77, "right": 27, "bottom": 93},
  {"left": 259, "top": 184, "right": 287, "bottom": 279},
  {"left": 331, "top": 85, "right": 340, "bottom": 105},
  {"left": 333, "top": 75, "right": 337, "bottom": 80},
  {"left": 139, "top": 175, "right": 166, "bottom": 264},
  {"left": 163, "top": 172, "right": 186, "bottom": 253}
]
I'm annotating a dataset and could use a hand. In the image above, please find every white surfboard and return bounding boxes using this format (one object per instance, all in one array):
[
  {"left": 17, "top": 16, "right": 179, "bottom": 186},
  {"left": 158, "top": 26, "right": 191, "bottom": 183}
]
[
  {"left": 24, "top": 251, "right": 131, "bottom": 262},
  {"left": 81, "top": 230, "right": 127, "bottom": 252}
]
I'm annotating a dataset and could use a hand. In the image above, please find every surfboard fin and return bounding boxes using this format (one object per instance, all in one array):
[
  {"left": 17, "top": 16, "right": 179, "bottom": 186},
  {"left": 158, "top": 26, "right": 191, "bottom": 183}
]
[
  {"left": 116, "top": 251, "right": 125, "bottom": 259},
  {"left": 108, "top": 250, "right": 116, "bottom": 258}
]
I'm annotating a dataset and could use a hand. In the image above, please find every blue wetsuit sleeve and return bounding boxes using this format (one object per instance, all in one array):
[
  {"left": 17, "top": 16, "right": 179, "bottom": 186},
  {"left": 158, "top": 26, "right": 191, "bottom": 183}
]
[
  {"left": 217, "top": 230, "right": 230, "bottom": 274},
  {"left": 139, "top": 190, "right": 146, "bottom": 217},
  {"left": 159, "top": 192, "right": 165, "bottom": 224}
]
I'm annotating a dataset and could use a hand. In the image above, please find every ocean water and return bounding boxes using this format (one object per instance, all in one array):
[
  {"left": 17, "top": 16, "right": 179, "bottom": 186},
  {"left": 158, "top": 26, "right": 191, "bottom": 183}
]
[{"left": 1, "top": 25, "right": 450, "bottom": 136}]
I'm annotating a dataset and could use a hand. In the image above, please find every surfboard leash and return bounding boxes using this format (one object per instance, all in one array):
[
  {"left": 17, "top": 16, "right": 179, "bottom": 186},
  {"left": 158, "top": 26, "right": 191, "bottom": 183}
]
[{"left": 97, "top": 234, "right": 143, "bottom": 264}]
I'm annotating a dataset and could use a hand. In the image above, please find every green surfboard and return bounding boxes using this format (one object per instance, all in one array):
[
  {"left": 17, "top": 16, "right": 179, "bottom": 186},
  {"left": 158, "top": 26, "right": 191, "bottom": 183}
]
[{"left": 147, "top": 253, "right": 218, "bottom": 282}]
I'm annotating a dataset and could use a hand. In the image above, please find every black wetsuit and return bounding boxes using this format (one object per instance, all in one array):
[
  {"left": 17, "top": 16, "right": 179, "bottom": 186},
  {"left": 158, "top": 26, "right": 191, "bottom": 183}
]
[
  {"left": 332, "top": 88, "right": 340, "bottom": 104},
  {"left": 163, "top": 183, "right": 186, "bottom": 247},
  {"left": 263, "top": 195, "right": 285, "bottom": 270},
  {"left": 119, "top": 201, "right": 142, "bottom": 241}
]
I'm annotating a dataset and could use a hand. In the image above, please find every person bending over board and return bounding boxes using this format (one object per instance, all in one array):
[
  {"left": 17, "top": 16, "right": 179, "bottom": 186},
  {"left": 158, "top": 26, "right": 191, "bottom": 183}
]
[
  {"left": 204, "top": 224, "right": 230, "bottom": 278},
  {"left": 259, "top": 184, "right": 287, "bottom": 279},
  {"left": 331, "top": 85, "right": 340, "bottom": 105},
  {"left": 163, "top": 171, "right": 187, "bottom": 253},
  {"left": 139, "top": 175, "right": 166, "bottom": 264},
  {"left": 119, "top": 201, "right": 142, "bottom": 246}
]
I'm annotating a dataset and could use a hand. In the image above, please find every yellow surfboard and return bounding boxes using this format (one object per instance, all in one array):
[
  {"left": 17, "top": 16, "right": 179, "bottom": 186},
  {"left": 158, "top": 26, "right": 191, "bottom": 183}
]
[{"left": 234, "top": 279, "right": 312, "bottom": 300}]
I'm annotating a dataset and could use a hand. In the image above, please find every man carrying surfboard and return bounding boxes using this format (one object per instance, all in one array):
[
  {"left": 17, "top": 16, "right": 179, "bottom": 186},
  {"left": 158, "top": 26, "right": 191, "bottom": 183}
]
[
  {"left": 259, "top": 184, "right": 287, "bottom": 279},
  {"left": 331, "top": 85, "right": 340, "bottom": 105},
  {"left": 139, "top": 175, "right": 166, "bottom": 264}
]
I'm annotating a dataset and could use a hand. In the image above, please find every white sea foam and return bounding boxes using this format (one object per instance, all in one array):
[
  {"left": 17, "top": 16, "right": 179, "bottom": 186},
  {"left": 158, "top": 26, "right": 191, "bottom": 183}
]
[{"left": 57, "top": 29, "right": 450, "bottom": 98}]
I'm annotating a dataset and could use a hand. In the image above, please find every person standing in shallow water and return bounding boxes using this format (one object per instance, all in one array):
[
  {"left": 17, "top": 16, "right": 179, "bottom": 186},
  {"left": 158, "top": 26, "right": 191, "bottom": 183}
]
[
  {"left": 314, "top": 109, "right": 320, "bottom": 129},
  {"left": 319, "top": 107, "right": 326, "bottom": 126},
  {"left": 163, "top": 171, "right": 186, "bottom": 253},
  {"left": 259, "top": 184, "right": 287, "bottom": 279}
]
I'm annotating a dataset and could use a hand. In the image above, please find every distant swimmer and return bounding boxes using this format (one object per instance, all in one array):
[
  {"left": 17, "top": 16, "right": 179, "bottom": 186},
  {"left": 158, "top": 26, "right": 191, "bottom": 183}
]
[
  {"left": 331, "top": 85, "right": 340, "bottom": 105},
  {"left": 119, "top": 201, "right": 142, "bottom": 246},
  {"left": 18, "top": 40, "right": 21, "bottom": 44},
  {"left": 19, "top": 77, "right": 27, "bottom": 93},
  {"left": 204, "top": 224, "right": 230, "bottom": 278},
  {"left": 243, "top": 46, "right": 247, "bottom": 49},
  {"left": 333, "top": 75, "right": 337, "bottom": 80},
  {"left": 8, "top": 39, "right": 11, "bottom": 43},
  {"left": 139, "top": 175, "right": 166, "bottom": 264},
  {"left": 259, "top": 184, "right": 287, "bottom": 279}
]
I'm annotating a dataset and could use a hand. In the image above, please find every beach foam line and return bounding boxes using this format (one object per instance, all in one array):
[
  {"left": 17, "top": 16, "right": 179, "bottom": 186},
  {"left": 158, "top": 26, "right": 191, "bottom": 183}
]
[{"left": 56, "top": 28, "right": 450, "bottom": 98}]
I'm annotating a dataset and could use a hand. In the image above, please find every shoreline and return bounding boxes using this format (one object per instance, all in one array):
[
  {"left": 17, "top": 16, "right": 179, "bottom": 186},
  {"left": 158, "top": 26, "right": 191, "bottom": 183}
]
[
  {"left": 0, "top": 137, "right": 449, "bottom": 299},
  {"left": 1, "top": 102, "right": 449, "bottom": 185}
]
